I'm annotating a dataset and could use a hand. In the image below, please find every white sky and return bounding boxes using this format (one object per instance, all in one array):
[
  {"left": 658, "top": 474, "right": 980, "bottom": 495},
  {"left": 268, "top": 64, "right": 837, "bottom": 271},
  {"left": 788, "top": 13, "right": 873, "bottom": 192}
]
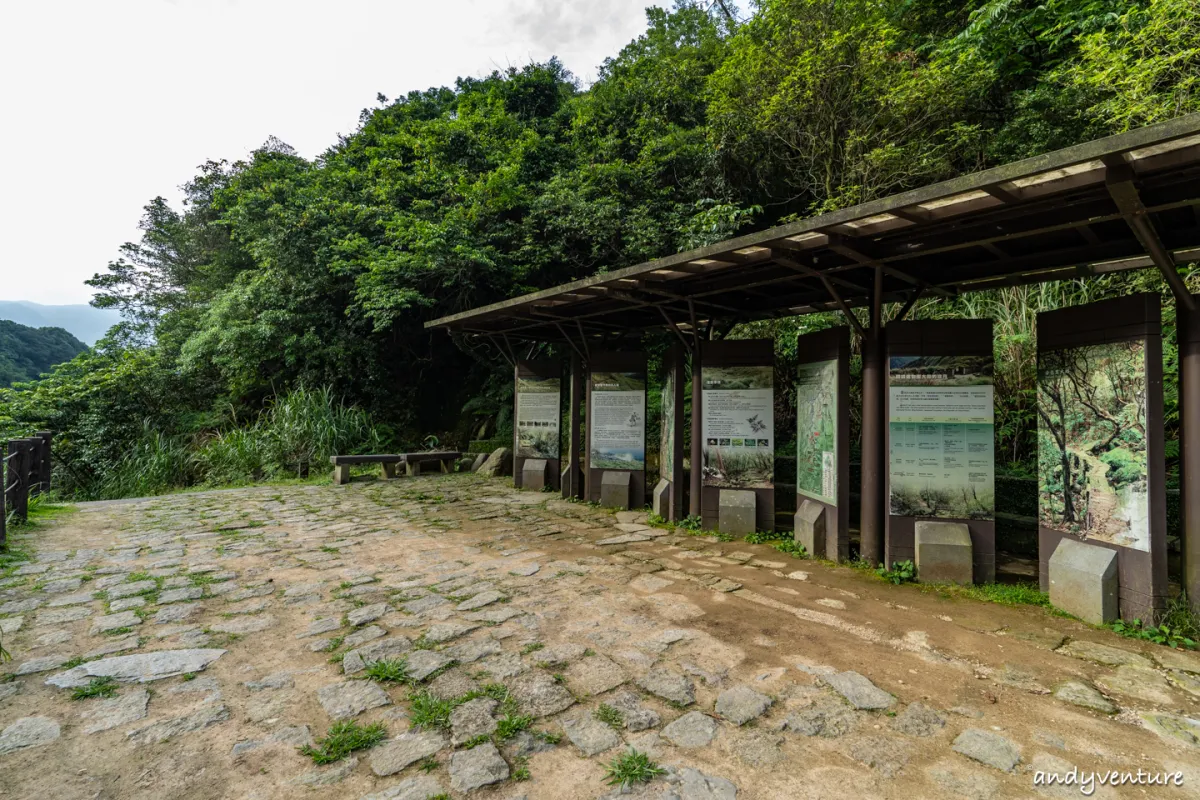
[{"left": 1, "top": 0, "right": 665, "bottom": 305}]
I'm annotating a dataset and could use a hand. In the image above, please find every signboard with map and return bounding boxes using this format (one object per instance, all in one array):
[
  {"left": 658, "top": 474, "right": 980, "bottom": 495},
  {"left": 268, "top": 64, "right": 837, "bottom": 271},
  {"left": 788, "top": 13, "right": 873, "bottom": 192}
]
[
  {"left": 660, "top": 365, "right": 675, "bottom": 481},
  {"left": 796, "top": 358, "right": 838, "bottom": 504}
]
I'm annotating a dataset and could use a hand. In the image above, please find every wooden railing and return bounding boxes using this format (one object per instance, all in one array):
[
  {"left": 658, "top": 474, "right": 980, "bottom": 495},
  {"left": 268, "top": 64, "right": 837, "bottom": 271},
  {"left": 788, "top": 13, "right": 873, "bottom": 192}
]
[{"left": 1, "top": 431, "right": 52, "bottom": 546}]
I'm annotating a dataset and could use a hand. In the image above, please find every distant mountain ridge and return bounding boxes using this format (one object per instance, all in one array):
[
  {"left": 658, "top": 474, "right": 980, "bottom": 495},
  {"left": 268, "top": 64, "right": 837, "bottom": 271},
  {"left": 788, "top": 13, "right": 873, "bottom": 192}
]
[
  {"left": 0, "top": 300, "right": 120, "bottom": 346},
  {"left": 0, "top": 319, "right": 88, "bottom": 387}
]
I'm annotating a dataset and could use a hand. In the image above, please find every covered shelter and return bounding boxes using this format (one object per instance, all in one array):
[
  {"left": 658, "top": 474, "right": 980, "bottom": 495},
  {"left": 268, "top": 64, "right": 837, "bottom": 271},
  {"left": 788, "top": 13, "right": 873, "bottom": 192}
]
[{"left": 428, "top": 112, "right": 1200, "bottom": 609}]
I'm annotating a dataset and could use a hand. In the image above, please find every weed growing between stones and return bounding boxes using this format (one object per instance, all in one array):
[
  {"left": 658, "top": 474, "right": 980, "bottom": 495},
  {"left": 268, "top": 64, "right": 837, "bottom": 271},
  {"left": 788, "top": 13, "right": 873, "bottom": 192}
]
[
  {"left": 300, "top": 720, "right": 387, "bottom": 764},
  {"left": 772, "top": 540, "right": 808, "bottom": 559},
  {"left": 604, "top": 749, "right": 666, "bottom": 788},
  {"left": 594, "top": 704, "right": 624, "bottom": 729},
  {"left": 364, "top": 657, "right": 411, "bottom": 683},
  {"left": 1110, "top": 617, "right": 1198, "bottom": 650},
  {"left": 520, "top": 642, "right": 544, "bottom": 655},
  {"left": 71, "top": 677, "right": 118, "bottom": 700},
  {"left": 532, "top": 730, "right": 561, "bottom": 745},
  {"left": 408, "top": 691, "right": 456, "bottom": 731},
  {"left": 460, "top": 734, "right": 491, "bottom": 748},
  {"left": 511, "top": 755, "right": 531, "bottom": 781},
  {"left": 495, "top": 713, "right": 533, "bottom": 741},
  {"left": 876, "top": 560, "right": 916, "bottom": 585},
  {"left": 1157, "top": 591, "right": 1200, "bottom": 646},
  {"left": 418, "top": 756, "right": 439, "bottom": 773}
]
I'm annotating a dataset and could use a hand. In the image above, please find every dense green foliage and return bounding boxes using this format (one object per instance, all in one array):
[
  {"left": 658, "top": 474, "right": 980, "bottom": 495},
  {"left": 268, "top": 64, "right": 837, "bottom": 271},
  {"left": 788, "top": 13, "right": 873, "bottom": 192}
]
[
  {"left": 2, "top": 0, "right": 1199, "bottom": 500},
  {"left": 0, "top": 320, "right": 86, "bottom": 388}
]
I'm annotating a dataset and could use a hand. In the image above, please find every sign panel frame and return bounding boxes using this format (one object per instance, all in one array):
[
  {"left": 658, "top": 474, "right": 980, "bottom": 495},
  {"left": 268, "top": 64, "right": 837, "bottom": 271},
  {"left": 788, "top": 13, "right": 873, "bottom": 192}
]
[
  {"left": 585, "top": 352, "right": 648, "bottom": 506},
  {"left": 513, "top": 360, "right": 562, "bottom": 491},
  {"left": 657, "top": 344, "right": 686, "bottom": 521},
  {"left": 795, "top": 327, "right": 851, "bottom": 561},
  {"left": 1037, "top": 293, "right": 1166, "bottom": 621},
  {"left": 885, "top": 320, "right": 996, "bottom": 582},
  {"left": 700, "top": 339, "right": 775, "bottom": 532}
]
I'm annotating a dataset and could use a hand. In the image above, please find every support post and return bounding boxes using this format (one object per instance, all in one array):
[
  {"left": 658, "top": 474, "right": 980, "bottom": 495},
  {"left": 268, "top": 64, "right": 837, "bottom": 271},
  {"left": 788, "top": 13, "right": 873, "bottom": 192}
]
[
  {"left": 0, "top": 442, "right": 6, "bottom": 547},
  {"left": 6, "top": 439, "right": 31, "bottom": 524},
  {"left": 1182, "top": 296, "right": 1200, "bottom": 611},
  {"left": 35, "top": 431, "right": 51, "bottom": 494},
  {"left": 564, "top": 352, "right": 584, "bottom": 500},
  {"left": 859, "top": 268, "right": 886, "bottom": 566},
  {"left": 689, "top": 339, "right": 703, "bottom": 519}
]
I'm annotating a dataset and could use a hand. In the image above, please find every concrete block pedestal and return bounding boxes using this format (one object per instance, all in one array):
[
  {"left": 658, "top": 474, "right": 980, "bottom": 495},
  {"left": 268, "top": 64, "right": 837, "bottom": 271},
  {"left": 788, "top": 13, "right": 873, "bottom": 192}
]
[
  {"left": 652, "top": 479, "right": 671, "bottom": 519},
  {"left": 600, "top": 471, "right": 632, "bottom": 510},
  {"left": 522, "top": 459, "right": 549, "bottom": 492},
  {"left": 915, "top": 521, "right": 973, "bottom": 585},
  {"left": 794, "top": 500, "right": 826, "bottom": 557},
  {"left": 719, "top": 490, "right": 757, "bottom": 536},
  {"left": 1049, "top": 538, "right": 1119, "bottom": 624}
]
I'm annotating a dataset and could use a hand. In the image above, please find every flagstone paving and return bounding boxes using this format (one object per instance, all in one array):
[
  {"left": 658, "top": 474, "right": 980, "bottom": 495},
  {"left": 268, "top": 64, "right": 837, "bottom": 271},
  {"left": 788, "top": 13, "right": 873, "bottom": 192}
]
[{"left": 2, "top": 472, "right": 1200, "bottom": 799}]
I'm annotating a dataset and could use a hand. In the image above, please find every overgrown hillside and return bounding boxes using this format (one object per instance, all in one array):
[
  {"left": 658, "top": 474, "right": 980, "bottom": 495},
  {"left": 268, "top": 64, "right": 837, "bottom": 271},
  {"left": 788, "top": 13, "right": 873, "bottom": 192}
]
[
  {"left": 2, "top": 0, "right": 1198, "bottom": 500},
  {"left": 0, "top": 320, "right": 87, "bottom": 388}
]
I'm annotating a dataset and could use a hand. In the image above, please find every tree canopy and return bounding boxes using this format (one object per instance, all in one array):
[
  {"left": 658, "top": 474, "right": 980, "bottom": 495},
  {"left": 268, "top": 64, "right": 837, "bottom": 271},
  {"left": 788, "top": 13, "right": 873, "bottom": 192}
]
[{"left": 0, "top": 321, "right": 86, "bottom": 388}]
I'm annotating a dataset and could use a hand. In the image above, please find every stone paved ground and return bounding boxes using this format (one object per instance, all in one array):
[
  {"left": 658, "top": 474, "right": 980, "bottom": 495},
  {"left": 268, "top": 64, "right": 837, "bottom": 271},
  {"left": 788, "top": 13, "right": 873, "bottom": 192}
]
[{"left": 2, "top": 473, "right": 1200, "bottom": 799}]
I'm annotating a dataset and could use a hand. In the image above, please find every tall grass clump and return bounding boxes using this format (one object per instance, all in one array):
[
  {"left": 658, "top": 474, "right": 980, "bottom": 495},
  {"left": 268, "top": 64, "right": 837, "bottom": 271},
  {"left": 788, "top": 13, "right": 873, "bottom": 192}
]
[
  {"left": 93, "top": 386, "right": 391, "bottom": 497},
  {"left": 260, "top": 386, "right": 387, "bottom": 478},
  {"left": 193, "top": 386, "right": 389, "bottom": 483},
  {"left": 99, "top": 424, "right": 194, "bottom": 498}
]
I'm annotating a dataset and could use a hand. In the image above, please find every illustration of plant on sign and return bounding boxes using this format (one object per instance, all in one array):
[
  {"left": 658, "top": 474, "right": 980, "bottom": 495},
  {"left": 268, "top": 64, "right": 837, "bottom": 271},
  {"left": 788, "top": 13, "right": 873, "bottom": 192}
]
[{"left": 748, "top": 414, "right": 766, "bottom": 433}]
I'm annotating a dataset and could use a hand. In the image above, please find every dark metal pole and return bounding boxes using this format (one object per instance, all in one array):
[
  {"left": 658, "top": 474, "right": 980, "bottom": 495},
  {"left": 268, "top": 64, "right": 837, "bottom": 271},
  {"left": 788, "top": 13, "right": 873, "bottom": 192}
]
[
  {"left": 689, "top": 339, "right": 703, "bottom": 520},
  {"left": 859, "top": 267, "right": 886, "bottom": 566},
  {"left": 34, "top": 431, "right": 51, "bottom": 494},
  {"left": 1181, "top": 296, "right": 1200, "bottom": 610},
  {"left": 565, "top": 352, "right": 584, "bottom": 500}
]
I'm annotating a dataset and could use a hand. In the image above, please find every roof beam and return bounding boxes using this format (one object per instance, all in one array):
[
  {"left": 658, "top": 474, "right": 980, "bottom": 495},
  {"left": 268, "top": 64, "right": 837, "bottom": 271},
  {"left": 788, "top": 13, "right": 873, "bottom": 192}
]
[
  {"left": 1104, "top": 157, "right": 1196, "bottom": 309},
  {"left": 825, "top": 233, "right": 955, "bottom": 299},
  {"left": 772, "top": 250, "right": 864, "bottom": 336}
]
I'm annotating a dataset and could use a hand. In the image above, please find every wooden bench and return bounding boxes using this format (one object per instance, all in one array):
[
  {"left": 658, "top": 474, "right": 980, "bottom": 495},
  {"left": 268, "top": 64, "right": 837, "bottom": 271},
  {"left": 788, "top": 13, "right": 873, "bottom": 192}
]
[
  {"left": 403, "top": 451, "right": 463, "bottom": 475},
  {"left": 329, "top": 454, "right": 406, "bottom": 484},
  {"left": 329, "top": 451, "right": 464, "bottom": 484}
]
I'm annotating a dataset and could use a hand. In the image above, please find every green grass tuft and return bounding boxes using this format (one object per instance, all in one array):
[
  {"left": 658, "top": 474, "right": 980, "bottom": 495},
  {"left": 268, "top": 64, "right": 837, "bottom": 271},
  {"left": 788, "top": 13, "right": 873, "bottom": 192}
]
[
  {"left": 532, "top": 729, "right": 561, "bottom": 745},
  {"left": 603, "top": 749, "right": 666, "bottom": 788},
  {"left": 300, "top": 720, "right": 387, "bottom": 764},
  {"left": 923, "top": 580, "right": 1049, "bottom": 607},
  {"left": 364, "top": 657, "right": 411, "bottom": 684},
  {"left": 495, "top": 713, "right": 534, "bottom": 741},
  {"left": 460, "top": 734, "right": 491, "bottom": 748},
  {"left": 594, "top": 703, "right": 625, "bottom": 729},
  {"left": 72, "top": 677, "right": 118, "bottom": 700},
  {"left": 408, "top": 691, "right": 456, "bottom": 731}
]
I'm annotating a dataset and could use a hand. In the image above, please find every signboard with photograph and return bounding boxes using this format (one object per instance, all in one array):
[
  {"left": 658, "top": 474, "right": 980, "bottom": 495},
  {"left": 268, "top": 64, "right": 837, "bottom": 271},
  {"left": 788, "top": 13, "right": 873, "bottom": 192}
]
[
  {"left": 702, "top": 366, "right": 774, "bottom": 489},
  {"left": 589, "top": 371, "right": 646, "bottom": 470},
  {"left": 516, "top": 376, "right": 560, "bottom": 459},
  {"left": 1038, "top": 340, "right": 1149, "bottom": 552}
]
